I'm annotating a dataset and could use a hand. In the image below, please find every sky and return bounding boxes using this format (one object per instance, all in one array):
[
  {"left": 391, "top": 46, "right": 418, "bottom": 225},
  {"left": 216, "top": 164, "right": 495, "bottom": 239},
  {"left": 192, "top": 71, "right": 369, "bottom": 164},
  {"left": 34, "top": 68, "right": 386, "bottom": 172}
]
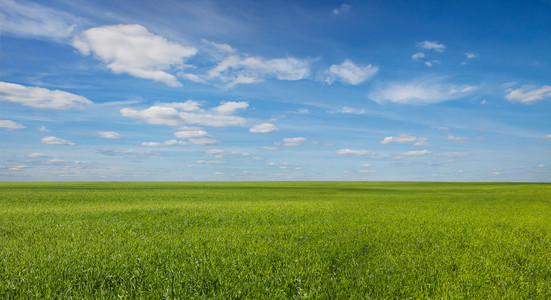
[{"left": 1, "top": 0, "right": 550, "bottom": 181}]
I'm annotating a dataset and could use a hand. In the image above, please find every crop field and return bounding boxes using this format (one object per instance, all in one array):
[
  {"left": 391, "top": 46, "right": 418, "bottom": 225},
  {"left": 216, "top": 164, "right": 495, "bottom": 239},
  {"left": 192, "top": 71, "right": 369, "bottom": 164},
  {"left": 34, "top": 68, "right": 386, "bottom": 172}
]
[{"left": 1, "top": 181, "right": 550, "bottom": 298}]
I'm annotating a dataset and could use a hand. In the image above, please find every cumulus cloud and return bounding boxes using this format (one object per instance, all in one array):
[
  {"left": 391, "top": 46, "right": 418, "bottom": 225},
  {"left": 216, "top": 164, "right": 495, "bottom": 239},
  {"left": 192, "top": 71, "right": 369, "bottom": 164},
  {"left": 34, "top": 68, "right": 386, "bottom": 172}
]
[
  {"left": 282, "top": 137, "right": 306, "bottom": 146},
  {"left": 0, "top": 0, "right": 78, "bottom": 39},
  {"left": 505, "top": 85, "right": 551, "bottom": 103},
  {"left": 40, "top": 136, "right": 75, "bottom": 146},
  {"left": 324, "top": 60, "right": 378, "bottom": 85},
  {"left": 0, "top": 120, "right": 25, "bottom": 129},
  {"left": 38, "top": 126, "right": 49, "bottom": 132},
  {"left": 121, "top": 102, "right": 247, "bottom": 127},
  {"left": 174, "top": 130, "right": 208, "bottom": 139},
  {"left": 0, "top": 82, "right": 92, "bottom": 109},
  {"left": 369, "top": 78, "right": 476, "bottom": 105},
  {"left": 205, "top": 55, "right": 310, "bottom": 88},
  {"left": 211, "top": 101, "right": 248, "bottom": 114},
  {"left": 545, "top": 134, "right": 551, "bottom": 139},
  {"left": 73, "top": 24, "right": 197, "bottom": 87},
  {"left": 98, "top": 131, "right": 121, "bottom": 139},
  {"left": 447, "top": 134, "right": 468, "bottom": 144},
  {"left": 250, "top": 123, "right": 277, "bottom": 133},
  {"left": 465, "top": 52, "right": 478, "bottom": 59},
  {"left": 336, "top": 149, "right": 374, "bottom": 156},
  {"left": 417, "top": 41, "right": 446, "bottom": 52}
]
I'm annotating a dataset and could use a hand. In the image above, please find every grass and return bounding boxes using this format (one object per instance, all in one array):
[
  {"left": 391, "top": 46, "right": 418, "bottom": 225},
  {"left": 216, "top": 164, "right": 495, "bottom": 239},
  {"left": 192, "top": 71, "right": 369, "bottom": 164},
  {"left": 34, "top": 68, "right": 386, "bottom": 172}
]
[{"left": 1, "top": 181, "right": 550, "bottom": 298}]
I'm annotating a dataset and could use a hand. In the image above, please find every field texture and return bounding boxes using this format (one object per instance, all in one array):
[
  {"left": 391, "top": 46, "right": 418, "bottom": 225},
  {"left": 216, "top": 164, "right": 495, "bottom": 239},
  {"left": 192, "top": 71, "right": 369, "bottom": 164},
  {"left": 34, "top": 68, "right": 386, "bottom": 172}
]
[{"left": 1, "top": 182, "right": 550, "bottom": 298}]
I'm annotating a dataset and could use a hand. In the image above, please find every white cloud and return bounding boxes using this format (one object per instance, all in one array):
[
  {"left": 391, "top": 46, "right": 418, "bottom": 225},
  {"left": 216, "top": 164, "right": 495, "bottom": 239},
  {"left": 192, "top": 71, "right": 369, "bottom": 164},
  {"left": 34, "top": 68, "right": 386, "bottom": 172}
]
[
  {"left": 26, "top": 153, "right": 50, "bottom": 158},
  {"left": 336, "top": 149, "right": 374, "bottom": 156},
  {"left": 174, "top": 130, "right": 208, "bottom": 139},
  {"left": 38, "top": 126, "right": 49, "bottom": 132},
  {"left": 537, "top": 164, "right": 545, "bottom": 168},
  {"left": 250, "top": 123, "right": 278, "bottom": 133},
  {"left": 195, "top": 160, "right": 225, "bottom": 164},
  {"left": 261, "top": 146, "right": 279, "bottom": 151},
  {"left": 447, "top": 134, "right": 468, "bottom": 144},
  {"left": 0, "top": 0, "right": 77, "bottom": 39},
  {"left": 331, "top": 106, "right": 365, "bottom": 114},
  {"left": 369, "top": 78, "right": 476, "bottom": 105},
  {"left": 425, "top": 61, "right": 433, "bottom": 67},
  {"left": 141, "top": 142, "right": 161, "bottom": 147},
  {"left": 465, "top": 52, "right": 478, "bottom": 59},
  {"left": 362, "top": 163, "right": 371, "bottom": 167},
  {"left": 121, "top": 102, "right": 247, "bottom": 127},
  {"left": 417, "top": 41, "right": 446, "bottom": 52},
  {"left": 161, "top": 101, "right": 202, "bottom": 111},
  {"left": 359, "top": 170, "right": 376, "bottom": 173},
  {"left": 324, "top": 59, "right": 378, "bottom": 85},
  {"left": 212, "top": 101, "right": 248, "bottom": 114},
  {"left": 381, "top": 134, "right": 417, "bottom": 145},
  {"left": 73, "top": 24, "right": 197, "bottom": 87},
  {"left": 414, "top": 137, "right": 430, "bottom": 146},
  {"left": 98, "top": 131, "right": 121, "bottom": 139},
  {"left": 412, "top": 52, "right": 425, "bottom": 60},
  {"left": 282, "top": 137, "right": 306, "bottom": 146},
  {"left": 205, "top": 55, "right": 310, "bottom": 88},
  {"left": 40, "top": 136, "right": 75, "bottom": 146},
  {"left": 0, "top": 120, "right": 25, "bottom": 129},
  {"left": 298, "top": 108, "right": 309, "bottom": 114},
  {"left": 505, "top": 85, "right": 551, "bottom": 103},
  {"left": 97, "top": 148, "right": 154, "bottom": 156},
  {"left": 394, "top": 150, "right": 432, "bottom": 158},
  {"left": 333, "top": 4, "right": 351, "bottom": 15},
  {"left": 0, "top": 82, "right": 92, "bottom": 109},
  {"left": 266, "top": 162, "right": 278, "bottom": 166},
  {"left": 432, "top": 126, "right": 449, "bottom": 130},
  {"left": 189, "top": 137, "right": 218, "bottom": 145},
  {"left": 544, "top": 134, "right": 551, "bottom": 139}
]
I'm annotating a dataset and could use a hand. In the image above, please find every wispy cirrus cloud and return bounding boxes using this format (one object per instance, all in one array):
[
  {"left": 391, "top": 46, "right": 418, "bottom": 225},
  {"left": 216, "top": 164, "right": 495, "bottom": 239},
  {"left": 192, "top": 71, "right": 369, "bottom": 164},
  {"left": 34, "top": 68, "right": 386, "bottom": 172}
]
[
  {"left": 393, "top": 150, "right": 432, "bottom": 158},
  {"left": 336, "top": 149, "right": 374, "bottom": 156},
  {"left": 98, "top": 131, "right": 121, "bottom": 139},
  {"left": 0, "top": 0, "right": 78, "bottom": 39},
  {"left": 97, "top": 148, "right": 155, "bottom": 156},
  {"left": 0, "top": 82, "right": 92, "bottom": 109},
  {"left": 201, "top": 55, "right": 311, "bottom": 88},
  {"left": 369, "top": 78, "right": 476, "bottom": 105},
  {"left": 73, "top": 24, "right": 197, "bottom": 87}
]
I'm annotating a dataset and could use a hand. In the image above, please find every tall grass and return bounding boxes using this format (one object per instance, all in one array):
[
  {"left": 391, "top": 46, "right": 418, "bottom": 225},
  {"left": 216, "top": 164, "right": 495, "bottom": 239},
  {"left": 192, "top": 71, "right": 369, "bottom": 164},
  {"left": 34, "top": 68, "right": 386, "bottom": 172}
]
[{"left": 1, "top": 182, "right": 550, "bottom": 298}]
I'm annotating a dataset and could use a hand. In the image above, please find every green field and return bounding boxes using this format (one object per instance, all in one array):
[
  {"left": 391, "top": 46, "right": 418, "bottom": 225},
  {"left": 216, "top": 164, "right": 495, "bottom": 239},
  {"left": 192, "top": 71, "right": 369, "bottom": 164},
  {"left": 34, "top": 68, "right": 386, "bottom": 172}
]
[{"left": 1, "top": 182, "right": 550, "bottom": 298}]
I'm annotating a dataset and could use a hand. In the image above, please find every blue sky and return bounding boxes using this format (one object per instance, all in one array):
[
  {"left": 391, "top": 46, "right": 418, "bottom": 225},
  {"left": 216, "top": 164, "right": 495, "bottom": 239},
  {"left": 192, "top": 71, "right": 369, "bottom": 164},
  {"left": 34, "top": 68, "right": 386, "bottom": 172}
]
[{"left": 1, "top": 0, "right": 550, "bottom": 181}]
